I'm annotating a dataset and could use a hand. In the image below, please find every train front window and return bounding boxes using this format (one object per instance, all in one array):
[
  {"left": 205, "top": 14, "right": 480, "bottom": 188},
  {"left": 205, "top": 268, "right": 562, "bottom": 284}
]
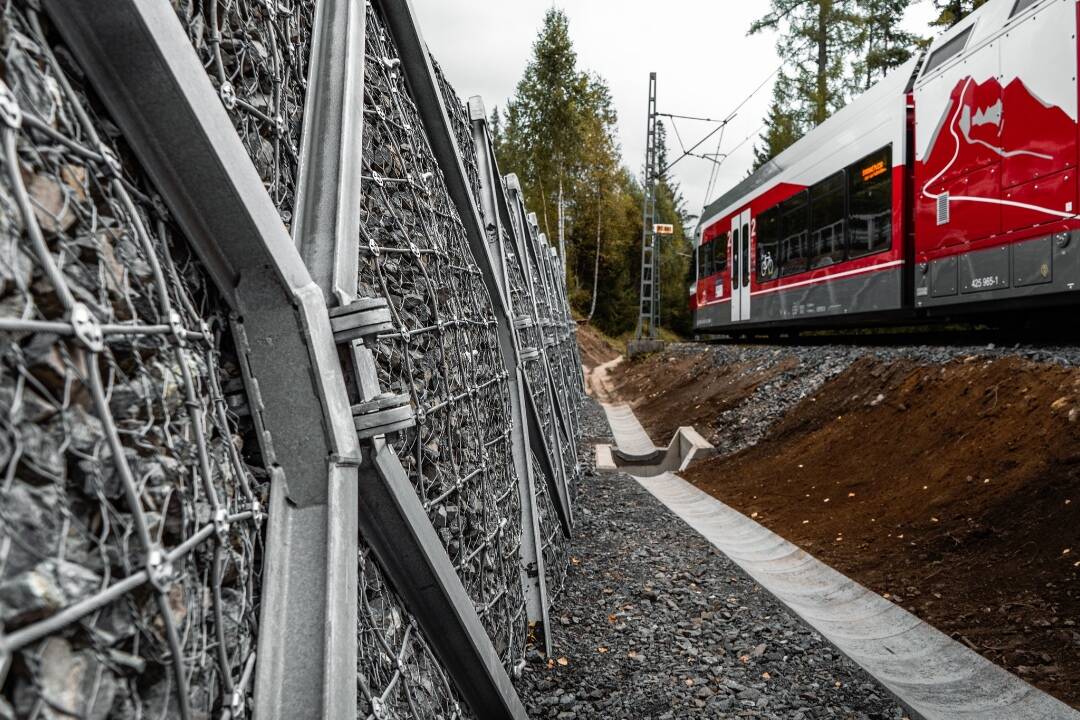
[
  {"left": 848, "top": 146, "right": 892, "bottom": 258},
  {"left": 757, "top": 207, "right": 780, "bottom": 282},
  {"left": 809, "top": 171, "right": 846, "bottom": 269}
]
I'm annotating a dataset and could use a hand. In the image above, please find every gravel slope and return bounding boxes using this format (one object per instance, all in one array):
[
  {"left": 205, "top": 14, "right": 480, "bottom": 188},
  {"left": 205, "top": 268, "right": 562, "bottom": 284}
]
[{"left": 517, "top": 399, "right": 907, "bottom": 720}]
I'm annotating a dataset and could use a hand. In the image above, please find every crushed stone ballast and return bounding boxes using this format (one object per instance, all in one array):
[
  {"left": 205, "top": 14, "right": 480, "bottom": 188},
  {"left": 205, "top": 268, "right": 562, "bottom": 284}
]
[{"left": 599, "top": 401, "right": 1079, "bottom": 720}]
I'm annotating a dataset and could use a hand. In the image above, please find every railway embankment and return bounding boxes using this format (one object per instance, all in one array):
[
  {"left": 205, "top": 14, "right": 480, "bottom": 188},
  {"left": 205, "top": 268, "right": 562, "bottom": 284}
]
[{"left": 609, "top": 341, "right": 1080, "bottom": 710}]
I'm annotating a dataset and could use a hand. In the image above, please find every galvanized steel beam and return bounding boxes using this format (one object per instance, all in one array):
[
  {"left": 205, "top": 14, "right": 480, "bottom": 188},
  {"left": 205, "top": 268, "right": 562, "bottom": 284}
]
[
  {"left": 372, "top": 0, "right": 573, "bottom": 542},
  {"left": 468, "top": 96, "right": 552, "bottom": 649},
  {"left": 38, "top": 2, "right": 363, "bottom": 719}
]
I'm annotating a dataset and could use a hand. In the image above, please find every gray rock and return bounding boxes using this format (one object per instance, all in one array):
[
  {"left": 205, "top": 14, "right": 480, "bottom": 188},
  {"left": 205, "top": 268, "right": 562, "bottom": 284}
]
[{"left": 0, "top": 558, "right": 100, "bottom": 629}]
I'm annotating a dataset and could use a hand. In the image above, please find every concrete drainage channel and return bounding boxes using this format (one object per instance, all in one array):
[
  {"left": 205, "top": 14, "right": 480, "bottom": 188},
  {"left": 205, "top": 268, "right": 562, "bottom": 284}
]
[{"left": 595, "top": 399, "right": 1080, "bottom": 720}]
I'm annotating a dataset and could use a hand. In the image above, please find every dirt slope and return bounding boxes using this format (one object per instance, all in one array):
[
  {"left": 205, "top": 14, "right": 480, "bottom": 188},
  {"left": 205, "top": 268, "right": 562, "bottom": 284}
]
[
  {"left": 612, "top": 348, "right": 798, "bottom": 445},
  {"left": 681, "top": 355, "right": 1080, "bottom": 707},
  {"left": 576, "top": 322, "right": 621, "bottom": 370}
]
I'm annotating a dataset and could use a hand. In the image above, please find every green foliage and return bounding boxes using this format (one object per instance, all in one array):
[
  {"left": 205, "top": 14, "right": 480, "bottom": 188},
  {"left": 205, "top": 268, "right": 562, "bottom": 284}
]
[
  {"left": 750, "top": 0, "right": 924, "bottom": 167},
  {"left": 930, "top": 0, "right": 989, "bottom": 28},
  {"left": 495, "top": 9, "right": 692, "bottom": 339},
  {"left": 851, "top": 0, "right": 920, "bottom": 90},
  {"left": 753, "top": 72, "right": 804, "bottom": 171},
  {"left": 751, "top": 0, "right": 860, "bottom": 127}
]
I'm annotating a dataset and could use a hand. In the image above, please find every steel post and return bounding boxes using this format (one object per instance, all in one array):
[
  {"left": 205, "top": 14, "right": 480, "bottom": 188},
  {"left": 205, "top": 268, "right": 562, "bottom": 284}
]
[
  {"left": 468, "top": 96, "right": 552, "bottom": 648},
  {"left": 38, "top": 2, "right": 363, "bottom": 718},
  {"left": 374, "top": 0, "right": 573, "bottom": 538}
]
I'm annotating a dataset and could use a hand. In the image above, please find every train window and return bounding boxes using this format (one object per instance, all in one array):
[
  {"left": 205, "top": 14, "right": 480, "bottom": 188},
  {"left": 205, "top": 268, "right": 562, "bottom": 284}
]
[
  {"left": 696, "top": 244, "right": 705, "bottom": 279},
  {"left": 741, "top": 223, "right": 750, "bottom": 287},
  {"left": 1011, "top": 0, "right": 1040, "bottom": 16},
  {"left": 704, "top": 241, "right": 714, "bottom": 277},
  {"left": 731, "top": 225, "right": 741, "bottom": 290},
  {"left": 922, "top": 26, "right": 972, "bottom": 75},
  {"left": 714, "top": 232, "right": 728, "bottom": 273},
  {"left": 809, "top": 171, "right": 846, "bottom": 269},
  {"left": 847, "top": 146, "right": 892, "bottom": 258},
  {"left": 778, "top": 191, "right": 809, "bottom": 277},
  {"left": 757, "top": 207, "right": 780, "bottom": 282}
]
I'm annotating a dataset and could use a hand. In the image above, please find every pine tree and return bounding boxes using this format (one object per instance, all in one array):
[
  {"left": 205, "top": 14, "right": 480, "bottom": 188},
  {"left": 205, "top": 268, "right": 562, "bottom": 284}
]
[
  {"left": 753, "top": 72, "right": 804, "bottom": 169},
  {"left": 852, "top": 0, "right": 921, "bottom": 90},
  {"left": 496, "top": 9, "right": 643, "bottom": 337},
  {"left": 751, "top": 0, "right": 860, "bottom": 127},
  {"left": 930, "top": 0, "right": 989, "bottom": 27},
  {"left": 498, "top": 9, "right": 591, "bottom": 242}
]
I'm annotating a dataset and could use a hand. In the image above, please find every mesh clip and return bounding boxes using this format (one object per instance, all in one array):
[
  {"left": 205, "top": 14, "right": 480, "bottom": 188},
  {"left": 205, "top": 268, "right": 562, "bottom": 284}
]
[
  {"left": 219, "top": 81, "right": 237, "bottom": 111},
  {"left": 352, "top": 392, "right": 415, "bottom": 440},
  {"left": 146, "top": 547, "right": 174, "bottom": 593},
  {"left": 213, "top": 508, "right": 230, "bottom": 542},
  {"left": 69, "top": 303, "right": 103, "bottom": 353},
  {"left": 329, "top": 298, "right": 394, "bottom": 343}
]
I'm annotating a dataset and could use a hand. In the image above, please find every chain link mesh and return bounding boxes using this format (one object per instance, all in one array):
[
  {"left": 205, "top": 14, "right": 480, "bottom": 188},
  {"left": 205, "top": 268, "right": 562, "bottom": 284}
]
[
  {"left": 358, "top": 1, "right": 526, "bottom": 685},
  {"left": 178, "top": 3, "right": 477, "bottom": 717},
  {"left": 0, "top": 2, "right": 580, "bottom": 718},
  {"left": 434, "top": 56, "right": 575, "bottom": 609},
  {"left": 173, "top": 0, "right": 315, "bottom": 226},
  {"left": 0, "top": 6, "right": 268, "bottom": 718}
]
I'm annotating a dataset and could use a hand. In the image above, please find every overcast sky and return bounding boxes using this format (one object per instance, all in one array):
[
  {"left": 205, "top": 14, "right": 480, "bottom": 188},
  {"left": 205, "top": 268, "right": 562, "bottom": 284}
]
[{"left": 412, "top": 1, "right": 939, "bottom": 223}]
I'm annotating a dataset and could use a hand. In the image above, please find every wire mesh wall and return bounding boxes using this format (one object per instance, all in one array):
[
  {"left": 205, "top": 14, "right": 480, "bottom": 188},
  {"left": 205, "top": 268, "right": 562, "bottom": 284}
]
[
  {"left": 437, "top": 57, "right": 574, "bottom": 613},
  {"left": 174, "top": 0, "right": 315, "bottom": 225},
  {"left": 0, "top": 5, "right": 267, "bottom": 718},
  {"left": 177, "top": 2, "right": 476, "bottom": 717},
  {"left": 358, "top": 2, "right": 527, "bottom": 676},
  {"left": 0, "top": 0, "right": 582, "bottom": 717}
]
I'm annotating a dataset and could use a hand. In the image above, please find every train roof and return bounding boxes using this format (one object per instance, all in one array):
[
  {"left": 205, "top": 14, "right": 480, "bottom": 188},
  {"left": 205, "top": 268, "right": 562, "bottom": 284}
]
[{"left": 700, "top": 55, "right": 920, "bottom": 232}]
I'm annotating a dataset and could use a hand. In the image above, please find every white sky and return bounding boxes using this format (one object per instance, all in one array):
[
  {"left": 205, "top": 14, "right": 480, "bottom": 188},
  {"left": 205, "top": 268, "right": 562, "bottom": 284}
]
[{"left": 412, "top": 1, "right": 940, "bottom": 223}]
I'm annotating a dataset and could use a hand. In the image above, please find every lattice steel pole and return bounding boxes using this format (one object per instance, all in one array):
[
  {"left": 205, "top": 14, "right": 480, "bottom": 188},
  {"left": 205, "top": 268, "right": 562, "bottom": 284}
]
[{"left": 635, "top": 72, "right": 659, "bottom": 342}]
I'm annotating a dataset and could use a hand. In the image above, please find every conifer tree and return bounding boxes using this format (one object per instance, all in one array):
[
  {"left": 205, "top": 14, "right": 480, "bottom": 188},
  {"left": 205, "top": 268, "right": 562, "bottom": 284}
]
[
  {"left": 852, "top": 0, "right": 921, "bottom": 90},
  {"left": 753, "top": 72, "right": 804, "bottom": 170},
  {"left": 930, "top": 0, "right": 989, "bottom": 27},
  {"left": 751, "top": 0, "right": 860, "bottom": 128}
]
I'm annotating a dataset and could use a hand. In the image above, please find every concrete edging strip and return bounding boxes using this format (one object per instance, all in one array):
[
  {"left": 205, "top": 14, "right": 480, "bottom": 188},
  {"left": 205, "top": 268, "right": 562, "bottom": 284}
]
[{"left": 634, "top": 471, "right": 1080, "bottom": 720}]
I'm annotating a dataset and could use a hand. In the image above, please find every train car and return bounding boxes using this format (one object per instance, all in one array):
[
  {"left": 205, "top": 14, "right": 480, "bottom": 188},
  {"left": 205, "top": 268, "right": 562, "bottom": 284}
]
[{"left": 694, "top": 0, "right": 1080, "bottom": 334}]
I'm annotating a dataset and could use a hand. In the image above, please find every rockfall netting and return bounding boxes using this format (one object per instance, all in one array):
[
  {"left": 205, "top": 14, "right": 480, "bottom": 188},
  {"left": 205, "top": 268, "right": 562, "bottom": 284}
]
[
  {"left": 0, "top": 5, "right": 268, "bottom": 718},
  {"left": 177, "top": 2, "right": 472, "bottom": 717},
  {"left": 173, "top": 0, "right": 316, "bottom": 225},
  {"left": 359, "top": 0, "right": 526, "bottom": 686},
  {"left": 434, "top": 56, "right": 573, "bottom": 607},
  {"left": 0, "top": 1, "right": 579, "bottom": 718}
]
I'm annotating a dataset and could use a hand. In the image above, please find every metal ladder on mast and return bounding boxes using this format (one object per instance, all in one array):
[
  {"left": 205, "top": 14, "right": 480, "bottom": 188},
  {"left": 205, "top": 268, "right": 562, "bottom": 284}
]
[{"left": 631, "top": 72, "right": 662, "bottom": 354}]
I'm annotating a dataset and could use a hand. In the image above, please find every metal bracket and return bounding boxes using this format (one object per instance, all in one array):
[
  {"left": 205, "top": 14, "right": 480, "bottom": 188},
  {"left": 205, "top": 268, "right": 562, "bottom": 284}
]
[
  {"left": 351, "top": 392, "right": 415, "bottom": 439},
  {"left": 329, "top": 297, "right": 394, "bottom": 343}
]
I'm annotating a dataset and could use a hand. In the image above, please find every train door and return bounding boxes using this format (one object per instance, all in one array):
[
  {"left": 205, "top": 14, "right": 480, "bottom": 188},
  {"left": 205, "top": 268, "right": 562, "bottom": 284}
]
[
  {"left": 731, "top": 210, "right": 752, "bottom": 321},
  {"left": 730, "top": 222, "right": 741, "bottom": 321},
  {"left": 738, "top": 209, "right": 751, "bottom": 321}
]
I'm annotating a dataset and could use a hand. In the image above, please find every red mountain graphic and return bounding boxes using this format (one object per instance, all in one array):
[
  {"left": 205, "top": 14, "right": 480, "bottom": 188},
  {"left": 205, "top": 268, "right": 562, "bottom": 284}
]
[{"left": 920, "top": 76, "right": 1077, "bottom": 194}]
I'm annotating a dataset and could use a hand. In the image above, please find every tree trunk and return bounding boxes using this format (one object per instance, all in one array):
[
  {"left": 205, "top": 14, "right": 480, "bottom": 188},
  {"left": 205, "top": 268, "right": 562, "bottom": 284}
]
[
  {"left": 816, "top": 0, "right": 830, "bottom": 125},
  {"left": 588, "top": 191, "right": 602, "bottom": 322}
]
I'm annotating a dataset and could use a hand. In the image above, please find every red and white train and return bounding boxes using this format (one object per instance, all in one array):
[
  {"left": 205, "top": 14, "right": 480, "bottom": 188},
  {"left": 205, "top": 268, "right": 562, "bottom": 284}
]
[{"left": 693, "top": 0, "right": 1080, "bottom": 333}]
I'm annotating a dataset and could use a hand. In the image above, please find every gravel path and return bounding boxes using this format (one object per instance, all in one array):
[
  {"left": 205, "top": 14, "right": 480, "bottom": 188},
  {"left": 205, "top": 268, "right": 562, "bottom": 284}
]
[{"left": 517, "top": 399, "right": 908, "bottom": 720}]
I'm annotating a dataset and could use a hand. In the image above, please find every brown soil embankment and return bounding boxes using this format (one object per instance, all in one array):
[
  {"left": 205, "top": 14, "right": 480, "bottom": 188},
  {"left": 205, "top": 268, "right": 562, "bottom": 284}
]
[{"left": 610, "top": 344, "right": 1080, "bottom": 708}]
